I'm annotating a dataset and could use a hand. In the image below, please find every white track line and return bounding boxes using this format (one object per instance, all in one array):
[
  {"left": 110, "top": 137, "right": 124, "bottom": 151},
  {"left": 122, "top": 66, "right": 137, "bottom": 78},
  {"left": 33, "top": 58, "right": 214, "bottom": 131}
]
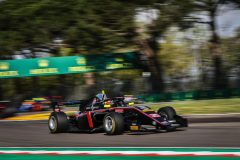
[{"left": 0, "top": 150, "right": 239, "bottom": 156}]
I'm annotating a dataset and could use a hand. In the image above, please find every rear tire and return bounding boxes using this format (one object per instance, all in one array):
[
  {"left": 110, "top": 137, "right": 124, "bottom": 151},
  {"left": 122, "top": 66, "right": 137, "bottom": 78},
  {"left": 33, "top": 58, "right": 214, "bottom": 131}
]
[
  {"left": 157, "top": 106, "right": 176, "bottom": 120},
  {"left": 48, "top": 112, "right": 69, "bottom": 133},
  {"left": 103, "top": 112, "right": 124, "bottom": 135}
]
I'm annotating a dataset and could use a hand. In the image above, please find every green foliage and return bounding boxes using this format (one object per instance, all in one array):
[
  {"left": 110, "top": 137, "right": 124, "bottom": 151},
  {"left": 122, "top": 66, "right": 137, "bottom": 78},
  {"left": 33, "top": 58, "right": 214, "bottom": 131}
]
[
  {"left": 158, "top": 37, "right": 192, "bottom": 78},
  {"left": 196, "top": 26, "right": 240, "bottom": 73},
  {"left": 0, "top": 0, "right": 199, "bottom": 53},
  {"left": 147, "top": 0, "right": 195, "bottom": 37},
  {"left": 0, "top": 0, "right": 137, "bottom": 53},
  {"left": 1, "top": 0, "right": 239, "bottom": 96},
  {"left": 221, "top": 28, "right": 240, "bottom": 70},
  {"left": 106, "top": 69, "right": 141, "bottom": 80}
]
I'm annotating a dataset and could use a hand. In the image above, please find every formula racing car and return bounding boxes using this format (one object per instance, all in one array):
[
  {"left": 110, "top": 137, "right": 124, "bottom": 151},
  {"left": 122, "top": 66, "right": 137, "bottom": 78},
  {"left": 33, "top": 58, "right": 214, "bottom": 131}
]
[
  {"left": 48, "top": 91, "right": 188, "bottom": 135},
  {"left": 19, "top": 96, "right": 63, "bottom": 112}
]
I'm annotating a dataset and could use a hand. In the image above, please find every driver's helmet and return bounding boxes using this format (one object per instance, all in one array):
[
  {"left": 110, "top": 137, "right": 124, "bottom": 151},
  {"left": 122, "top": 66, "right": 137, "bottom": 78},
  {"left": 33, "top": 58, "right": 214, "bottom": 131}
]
[{"left": 95, "top": 93, "right": 107, "bottom": 101}]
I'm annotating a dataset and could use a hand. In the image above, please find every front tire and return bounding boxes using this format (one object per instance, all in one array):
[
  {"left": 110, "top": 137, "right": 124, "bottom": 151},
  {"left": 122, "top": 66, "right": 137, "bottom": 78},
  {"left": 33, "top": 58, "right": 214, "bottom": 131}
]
[
  {"left": 103, "top": 112, "right": 124, "bottom": 135},
  {"left": 157, "top": 106, "right": 176, "bottom": 120},
  {"left": 48, "top": 112, "right": 69, "bottom": 133}
]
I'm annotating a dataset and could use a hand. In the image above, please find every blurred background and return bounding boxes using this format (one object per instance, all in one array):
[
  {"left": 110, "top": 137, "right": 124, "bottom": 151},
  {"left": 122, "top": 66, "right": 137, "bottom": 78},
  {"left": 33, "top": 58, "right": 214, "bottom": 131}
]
[{"left": 0, "top": 0, "right": 240, "bottom": 108}]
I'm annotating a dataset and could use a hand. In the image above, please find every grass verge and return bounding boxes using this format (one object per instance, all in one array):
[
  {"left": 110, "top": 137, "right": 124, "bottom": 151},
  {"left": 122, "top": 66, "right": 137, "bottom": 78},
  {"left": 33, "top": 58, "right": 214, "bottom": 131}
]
[{"left": 148, "top": 98, "right": 240, "bottom": 115}]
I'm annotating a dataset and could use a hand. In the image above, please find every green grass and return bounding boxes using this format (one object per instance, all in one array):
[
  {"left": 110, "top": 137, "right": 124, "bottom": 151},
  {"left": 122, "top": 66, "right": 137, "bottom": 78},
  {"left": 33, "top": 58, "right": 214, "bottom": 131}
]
[{"left": 148, "top": 98, "right": 240, "bottom": 115}]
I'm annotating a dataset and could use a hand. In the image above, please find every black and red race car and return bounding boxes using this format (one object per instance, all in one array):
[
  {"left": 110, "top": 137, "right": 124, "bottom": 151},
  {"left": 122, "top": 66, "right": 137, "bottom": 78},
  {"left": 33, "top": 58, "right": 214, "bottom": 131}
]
[{"left": 48, "top": 91, "right": 188, "bottom": 135}]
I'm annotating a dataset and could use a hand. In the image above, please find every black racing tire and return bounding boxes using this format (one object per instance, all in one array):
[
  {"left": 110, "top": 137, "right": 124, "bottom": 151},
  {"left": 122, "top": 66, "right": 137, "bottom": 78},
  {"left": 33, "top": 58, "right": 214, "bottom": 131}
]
[
  {"left": 157, "top": 106, "right": 176, "bottom": 120},
  {"left": 103, "top": 112, "right": 124, "bottom": 135},
  {"left": 0, "top": 107, "right": 16, "bottom": 118},
  {"left": 48, "top": 112, "right": 69, "bottom": 133}
]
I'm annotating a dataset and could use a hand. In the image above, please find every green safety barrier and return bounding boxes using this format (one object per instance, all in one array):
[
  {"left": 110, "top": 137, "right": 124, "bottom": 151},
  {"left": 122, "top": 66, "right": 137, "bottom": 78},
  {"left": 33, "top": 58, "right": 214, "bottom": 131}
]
[
  {"left": 138, "top": 88, "right": 240, "bottom": 102},
  {"left": 0, "top": 51, "right": 140, "bottom": 78}
]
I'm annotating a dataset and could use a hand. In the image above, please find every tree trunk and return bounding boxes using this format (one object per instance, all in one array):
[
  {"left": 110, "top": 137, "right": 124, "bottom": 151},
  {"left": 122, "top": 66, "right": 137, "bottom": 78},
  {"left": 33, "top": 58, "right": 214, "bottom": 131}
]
[
  {"left": 137, "top": 38, "right": 164, "bottom": 93},
  {"left": 84, "top": 72, "right": 95, "bottom": 86},
  {"left": 14, "top": 78, "right": 23, "bottom": 94},
  {"left": 84, "top": 72, "right": 97, "bottom": 96},
  {"left": 31, "top": 76, "right": 40, "bottom": 97},
  {"left": 209, "top": 8, "right": 226, "bottom": 89},
  {"left": 58, "top": 74, "right": 67, "bottom": 97}
]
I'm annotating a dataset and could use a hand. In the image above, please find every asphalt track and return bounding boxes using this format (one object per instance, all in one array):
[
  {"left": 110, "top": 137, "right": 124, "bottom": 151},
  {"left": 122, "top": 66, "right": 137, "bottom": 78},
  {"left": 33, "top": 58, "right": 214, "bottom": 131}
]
[{"left": 0, "top": 121, "right": 239, "bottom": 147}]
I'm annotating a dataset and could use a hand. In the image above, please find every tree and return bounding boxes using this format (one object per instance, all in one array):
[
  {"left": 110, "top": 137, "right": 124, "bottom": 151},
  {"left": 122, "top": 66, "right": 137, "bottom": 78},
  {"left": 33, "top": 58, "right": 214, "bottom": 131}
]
[
  {"left": 135, "top": 0, "right": 195, "bottom": 92},
  {"left": 0, "top": 0, "right": 137, "bottom": 54},
  {"left": 190, "top": 0, "right": 240, "bottom": 89},
  {"left": 221, "top": 28, "right": 240, "bottom": 87},
  {"left": 0, "top": 0, "right": 139, "bottom": 97},
  {"left": 0, "top": 0, "right": 197, "bottom": 94},
  {"left": 159, "top": 36, "right": 192, "bottom": 79}
]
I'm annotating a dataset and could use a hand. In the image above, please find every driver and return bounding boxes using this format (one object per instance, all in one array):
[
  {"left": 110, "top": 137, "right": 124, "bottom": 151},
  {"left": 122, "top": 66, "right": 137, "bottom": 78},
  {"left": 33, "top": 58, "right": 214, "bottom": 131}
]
[
  {"left": 78, "top": 91, "right": 108, "bottom": 113},
  {"left": 93, "top": 91, "right": 107, "bottom": 105}
]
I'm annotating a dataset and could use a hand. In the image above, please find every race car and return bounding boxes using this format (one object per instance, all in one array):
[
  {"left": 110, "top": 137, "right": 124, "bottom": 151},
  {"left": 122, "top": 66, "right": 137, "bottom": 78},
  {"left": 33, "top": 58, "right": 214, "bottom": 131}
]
[
  {"left": 18, "top": 97, "right": 51, "bottom": 112},
  {"left": 48, "top": 91, "right": 188, "bottom": 135},
  {"left": 18, "top": 96, "right": 63, "bottom": 112}
]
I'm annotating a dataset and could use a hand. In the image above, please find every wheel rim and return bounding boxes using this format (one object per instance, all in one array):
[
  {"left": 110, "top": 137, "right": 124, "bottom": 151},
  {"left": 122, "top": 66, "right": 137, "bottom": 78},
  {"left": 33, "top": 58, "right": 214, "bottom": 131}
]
[
  {"left": 49, "top": 116, "right": 57, "bottom": 130},
  {"left": 104, "top": 116, "right": 113, "bottom": 132},
  {"left": 159, "top": 112, "right": 168, "bottom": 120}
]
